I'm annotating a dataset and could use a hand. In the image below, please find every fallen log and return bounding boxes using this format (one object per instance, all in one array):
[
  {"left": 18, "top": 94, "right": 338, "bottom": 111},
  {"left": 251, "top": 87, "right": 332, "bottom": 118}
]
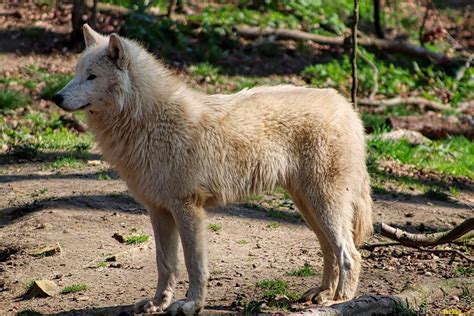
[
  {"left": 235, "top": 26, "right": 459, "bottom": 64},
  {"left": 359, "top": 96, "right": 451, "bottom": 112},
  {"left": 389, "top": 113, "right": 474, "bottom": 140}
]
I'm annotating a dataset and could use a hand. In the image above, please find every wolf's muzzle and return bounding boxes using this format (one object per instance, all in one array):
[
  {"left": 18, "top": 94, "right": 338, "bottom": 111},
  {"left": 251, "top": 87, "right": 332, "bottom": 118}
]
[{"left": 52, "top": 94, "right": 64, "bottom": 106}]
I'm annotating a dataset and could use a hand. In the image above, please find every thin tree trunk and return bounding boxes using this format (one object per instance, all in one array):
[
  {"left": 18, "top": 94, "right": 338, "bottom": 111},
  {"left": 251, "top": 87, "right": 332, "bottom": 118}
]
[
  {"left": 351, "top": 0, "right": 359, "bottom": 109},
  {"left": 373, "top": 0, "right": 384, "bottom": 38},
  {"left": 71, "top": 0, "right": 86, "bottom": 44}
]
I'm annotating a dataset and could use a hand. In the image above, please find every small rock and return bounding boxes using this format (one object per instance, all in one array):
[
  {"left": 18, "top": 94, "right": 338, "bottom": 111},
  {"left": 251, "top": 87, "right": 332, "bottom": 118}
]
[
  {"left": 87, "top": 160, "right": 102, "bottom": 165},
  {"left": 31, "top": 244, "right": 61, "bottom": 257},
  {"left": 450, "top": 295, "right": 460, "bottom": 302},
  {"left": 23, "top": 280, "right": 59, "bottom": 298},
  {"left": 112, "top": 233, "right": 125, "bottom": 243}
]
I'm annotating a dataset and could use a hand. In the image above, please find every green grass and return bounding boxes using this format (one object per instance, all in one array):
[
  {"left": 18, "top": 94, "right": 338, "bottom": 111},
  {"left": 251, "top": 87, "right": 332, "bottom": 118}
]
[
  {"left": 49, "top": 156, "right": 84, "bottom": 169},
  {"left": 124, "top": 233, "right": 150, "bottom": 245},
  {"left": 97, "top": 171, "right": 112, "bottom": 180},
  {"left": 190, "top": 63, "right": 221, "bottom": 84},
  {"left": 286, "top": 263, "right": 317, "bottom": 277},
  {"left": 96, "top": 261, "right": 107, "bottom": 268},
  {"left": 267, "top": 222, "right": 280, "bottom": 229},
  {"left": 0, "top": 89, "right": 31, "bottom": 111},
  {"left": 61, "top": 283, "right": 88, "bottom": 294},
  {"left": 368, "top": 136, "right": 474, "bottom": 179},
  {"left": 256, "top": 279, "right": 288, "bottom": 299},
  {"left": 208, "top": 223, "right": 222, "bottom": 232},
  {"left": 236, "top": 239, "right": 248, "bottom": 245},
  {"left": 454, "top": 266, "right": 473, "bottom": 277}
]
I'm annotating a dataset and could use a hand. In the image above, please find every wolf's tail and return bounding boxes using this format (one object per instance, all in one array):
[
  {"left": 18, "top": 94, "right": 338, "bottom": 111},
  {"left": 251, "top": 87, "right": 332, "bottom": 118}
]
[{"left": 352, "top": 172, "right": 373, "bottom": 247}]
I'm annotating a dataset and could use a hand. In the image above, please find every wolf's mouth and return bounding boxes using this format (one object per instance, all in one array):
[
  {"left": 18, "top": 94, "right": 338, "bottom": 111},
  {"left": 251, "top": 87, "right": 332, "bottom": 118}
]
[{"left": 79, "top": 103, "right": 91, "bottom": 110}]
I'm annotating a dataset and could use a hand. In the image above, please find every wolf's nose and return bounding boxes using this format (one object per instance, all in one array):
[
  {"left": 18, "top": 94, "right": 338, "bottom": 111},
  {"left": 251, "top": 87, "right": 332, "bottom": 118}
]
[{"left": 52, "top": 94, "right": 63, "bottom": 106}]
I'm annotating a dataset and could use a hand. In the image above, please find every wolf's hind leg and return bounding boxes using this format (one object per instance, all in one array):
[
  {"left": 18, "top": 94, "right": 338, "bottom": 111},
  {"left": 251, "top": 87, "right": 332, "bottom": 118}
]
[
  {"left": 310, "top": 196, "right": 361, "bottom": 304},
  {"left": 167, "top": 200, "right": 208, "bottom": 315},
  {"left": 290, "top": 192, "right": 338, "bottom": 304},
  {"left": 134, "top": 206, "right": 179, "bottom": 314}
]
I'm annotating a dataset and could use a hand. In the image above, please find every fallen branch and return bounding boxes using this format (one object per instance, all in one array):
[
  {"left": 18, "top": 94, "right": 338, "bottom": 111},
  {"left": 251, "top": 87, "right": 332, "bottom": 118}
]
[
  {"left": 358, "top": 96, "right": 451, "bottom": 111},
  {"left": 293, "top": 277, "right": 472, "bottom": 315},
  {"left": 236, "top": 26, "right": 456, "bottom": 64},
  {"left": 380, "top": 218, "right": 474, "bottom": 248}
]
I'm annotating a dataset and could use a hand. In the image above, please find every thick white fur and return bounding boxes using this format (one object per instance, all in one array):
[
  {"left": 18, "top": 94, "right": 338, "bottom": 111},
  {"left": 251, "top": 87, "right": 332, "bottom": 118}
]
[{"left": 57, "top": 25, "right": 373, "bottom": 314}]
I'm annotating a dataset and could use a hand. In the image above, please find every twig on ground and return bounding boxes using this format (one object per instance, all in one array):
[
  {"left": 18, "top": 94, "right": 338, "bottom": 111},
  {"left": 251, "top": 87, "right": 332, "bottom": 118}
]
[
  {"left": 358, "top": 96, "right": 451, "bottom": 111},
  {"left": 380, "top": 218, "right": 474, "bottom": 247},
  {"left": 417, "top": 247, "right": 474, "bottom": 263}
]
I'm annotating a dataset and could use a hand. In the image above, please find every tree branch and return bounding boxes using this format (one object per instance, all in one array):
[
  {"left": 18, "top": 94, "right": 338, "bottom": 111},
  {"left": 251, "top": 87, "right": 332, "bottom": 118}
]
[
  {"left": 358, "top": 96, "right": 451, "bottom": 111},
  {"left": 380, "top": 218, "right": 474, "bottom": 248},
  {"left": 235, "top": 26, "right": 456, "bottom": 64}
]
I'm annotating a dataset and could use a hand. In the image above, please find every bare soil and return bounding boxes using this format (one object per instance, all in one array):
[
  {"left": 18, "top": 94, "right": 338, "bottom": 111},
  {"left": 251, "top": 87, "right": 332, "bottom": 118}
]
[{"left": 0, "top": 152, "right": 473, "bottom": 315}]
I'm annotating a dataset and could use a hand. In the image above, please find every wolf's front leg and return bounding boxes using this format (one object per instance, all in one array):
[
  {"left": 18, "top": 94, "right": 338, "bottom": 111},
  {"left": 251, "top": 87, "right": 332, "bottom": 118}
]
[
  {"left": 167, "top": 201, "right": 209, "bottom": 315},
  {"left": 134, "top": 206, "right": 179, "bottom": 314}
]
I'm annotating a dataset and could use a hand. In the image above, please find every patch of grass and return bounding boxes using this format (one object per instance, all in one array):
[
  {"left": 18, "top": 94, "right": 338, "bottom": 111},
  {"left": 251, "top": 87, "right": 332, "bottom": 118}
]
[
  {"left": 286, "top": 263, "right": 317, "bottom": 277},
  {"left": 236, "top": 239, "right": 248, "bottom": 245},
  {"left": 208, "top": 223, "right": 222, "bottom": 232},
  {"left": 424, "top": 188, "right": 451, "bottom": 201},
  {"left": 267, "top": 222, "right": 280, "bottom": 229},
  {"left": 96, "top": 261, "right": 107, "bottom": 268},
  {"left": 368, "top": 136, "right": 474, "bottom": 179},
  {"left": 246, "top": 193, "right": 264, "bottom": 202},
  {"left": 97, "top": 171, "right": 112, "bottom": 180},
  {"left": 454, "top": 266, "right": 473, "bottom": 277},
  {"left": 62, "top": 283, "right": 88, "bottom": 294},
  {"left": 461, "top": 286, "right": 471, "bottom": 300},
  {"left": 31, "top": 188, "right": 48, "bottom": 197},
  {"left": 256, "top": 279, "right": 288, "bottom": 299},
  {"left": 268, "top": 210, "right": 290, "bottom": 220},
  {"left": 49, "top": 156, "right": 84, "bottom": 169},
  {"left": 242, "top": 300, "right": 262, "bottom": 314},
  {"left": 190, "top": 63, "right": 221, "bottom": 84},
  {"left": 25, "top": 279, "right": 38, "bottom": 290},
  {"left": 0, "top": 89, "right": 31, "bottom": 111},
  {"left": 124, "top": 233, "right": 150, "bottom": 245}
]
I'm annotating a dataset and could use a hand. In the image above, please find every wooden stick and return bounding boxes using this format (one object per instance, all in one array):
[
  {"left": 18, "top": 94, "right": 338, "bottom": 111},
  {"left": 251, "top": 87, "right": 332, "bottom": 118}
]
[{"left": 380, "top": 218, "right": 474, "bottom": 248}]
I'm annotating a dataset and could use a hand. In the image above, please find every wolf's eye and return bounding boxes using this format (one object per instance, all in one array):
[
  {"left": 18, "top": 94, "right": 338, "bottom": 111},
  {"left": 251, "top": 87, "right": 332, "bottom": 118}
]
[{"left": 87, "top": 74, "right": 97, "bottom": 80}]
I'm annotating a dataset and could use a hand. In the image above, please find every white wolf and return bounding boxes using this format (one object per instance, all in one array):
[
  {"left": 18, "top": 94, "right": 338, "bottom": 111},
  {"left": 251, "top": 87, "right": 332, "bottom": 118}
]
[{"left": 54, "top": 25, "right": 373, "bottom": 315}]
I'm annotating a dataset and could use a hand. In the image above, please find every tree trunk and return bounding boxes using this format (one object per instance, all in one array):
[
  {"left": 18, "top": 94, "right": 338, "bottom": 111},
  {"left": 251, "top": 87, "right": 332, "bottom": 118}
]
[
  {"left": 71, "top": 0, "right": 86, "bottom": 44},
  {"left": 373, "top": 0, "right": 384, "bottom": 38}
]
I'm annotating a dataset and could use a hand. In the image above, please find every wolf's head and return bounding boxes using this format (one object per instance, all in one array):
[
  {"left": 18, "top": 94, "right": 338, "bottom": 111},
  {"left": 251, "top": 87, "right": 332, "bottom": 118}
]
[{"left": 53, "top": 25, "right": 135, "bottom": 113}]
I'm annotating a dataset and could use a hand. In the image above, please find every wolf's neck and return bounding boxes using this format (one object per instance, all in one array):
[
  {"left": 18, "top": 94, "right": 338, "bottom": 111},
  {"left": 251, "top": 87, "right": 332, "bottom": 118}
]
[{"left": 86, "top": 83, "right": 201, "bottom": 176}]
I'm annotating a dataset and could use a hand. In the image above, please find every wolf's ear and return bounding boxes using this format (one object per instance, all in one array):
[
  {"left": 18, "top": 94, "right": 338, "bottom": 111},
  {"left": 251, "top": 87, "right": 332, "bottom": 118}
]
[
  {"left": 108, "top": 33, "right": 129, "bottom": 69},
  {"left": 83, "top": 24, "right": 103, "bottom": 47}
]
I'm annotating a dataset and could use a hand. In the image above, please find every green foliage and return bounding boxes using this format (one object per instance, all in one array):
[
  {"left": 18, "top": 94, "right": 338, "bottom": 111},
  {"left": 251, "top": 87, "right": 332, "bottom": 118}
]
[
  {"left": 302, "top": 50, "right": 473, "bottom": 105},
  {"left": 454, "top": 266, "right": 473, "bottom": 277},
  {"left": 267, "top": 222, "right": 280, "bottom": 229},
  {"left": 124, "top": 233, "right": 150, "bottom": 244},
  {"left": 62, "top": 283, "right": 88, "bottom": 294},
  {"left": 97, "top": 171, "right": 112, "bottom": 180},
  {"left": 0, "top": 89, "right": 31, "bottom": 111},
  {"left": 256, "top": 279, "right": 288, "bottom": 299},
  {"left": 49, "top": 156, "right": 84, "bottom": 169},
  {"left": 286, "top": 263, "right": 317, "bottom": 277},
  {"left": 190, "top": 63, "right": 221, "bottom": 83},
  {"left": 368, "top": 136, "right": 474, "bottom": 179},
  {"left": 208, "top": 223, "right": 222, "bottom": 232}
]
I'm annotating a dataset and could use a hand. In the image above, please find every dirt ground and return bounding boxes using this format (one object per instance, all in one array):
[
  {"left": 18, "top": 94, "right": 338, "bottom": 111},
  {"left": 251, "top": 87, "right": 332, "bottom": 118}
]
[{"left": 0, "top": 150, "right": 473, "bottom": 315}]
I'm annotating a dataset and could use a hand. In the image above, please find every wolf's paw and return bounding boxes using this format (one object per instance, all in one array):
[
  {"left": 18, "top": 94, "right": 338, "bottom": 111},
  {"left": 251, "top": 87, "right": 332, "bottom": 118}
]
[
  {"left": 167, "top": 299, "right": 202, "bottom": 315},
  {"left": 133, "top": 297, "right": 170, "bottom": 314},
  {"left": 301, "top": 287, "right": 334, "bottom": 305}
]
